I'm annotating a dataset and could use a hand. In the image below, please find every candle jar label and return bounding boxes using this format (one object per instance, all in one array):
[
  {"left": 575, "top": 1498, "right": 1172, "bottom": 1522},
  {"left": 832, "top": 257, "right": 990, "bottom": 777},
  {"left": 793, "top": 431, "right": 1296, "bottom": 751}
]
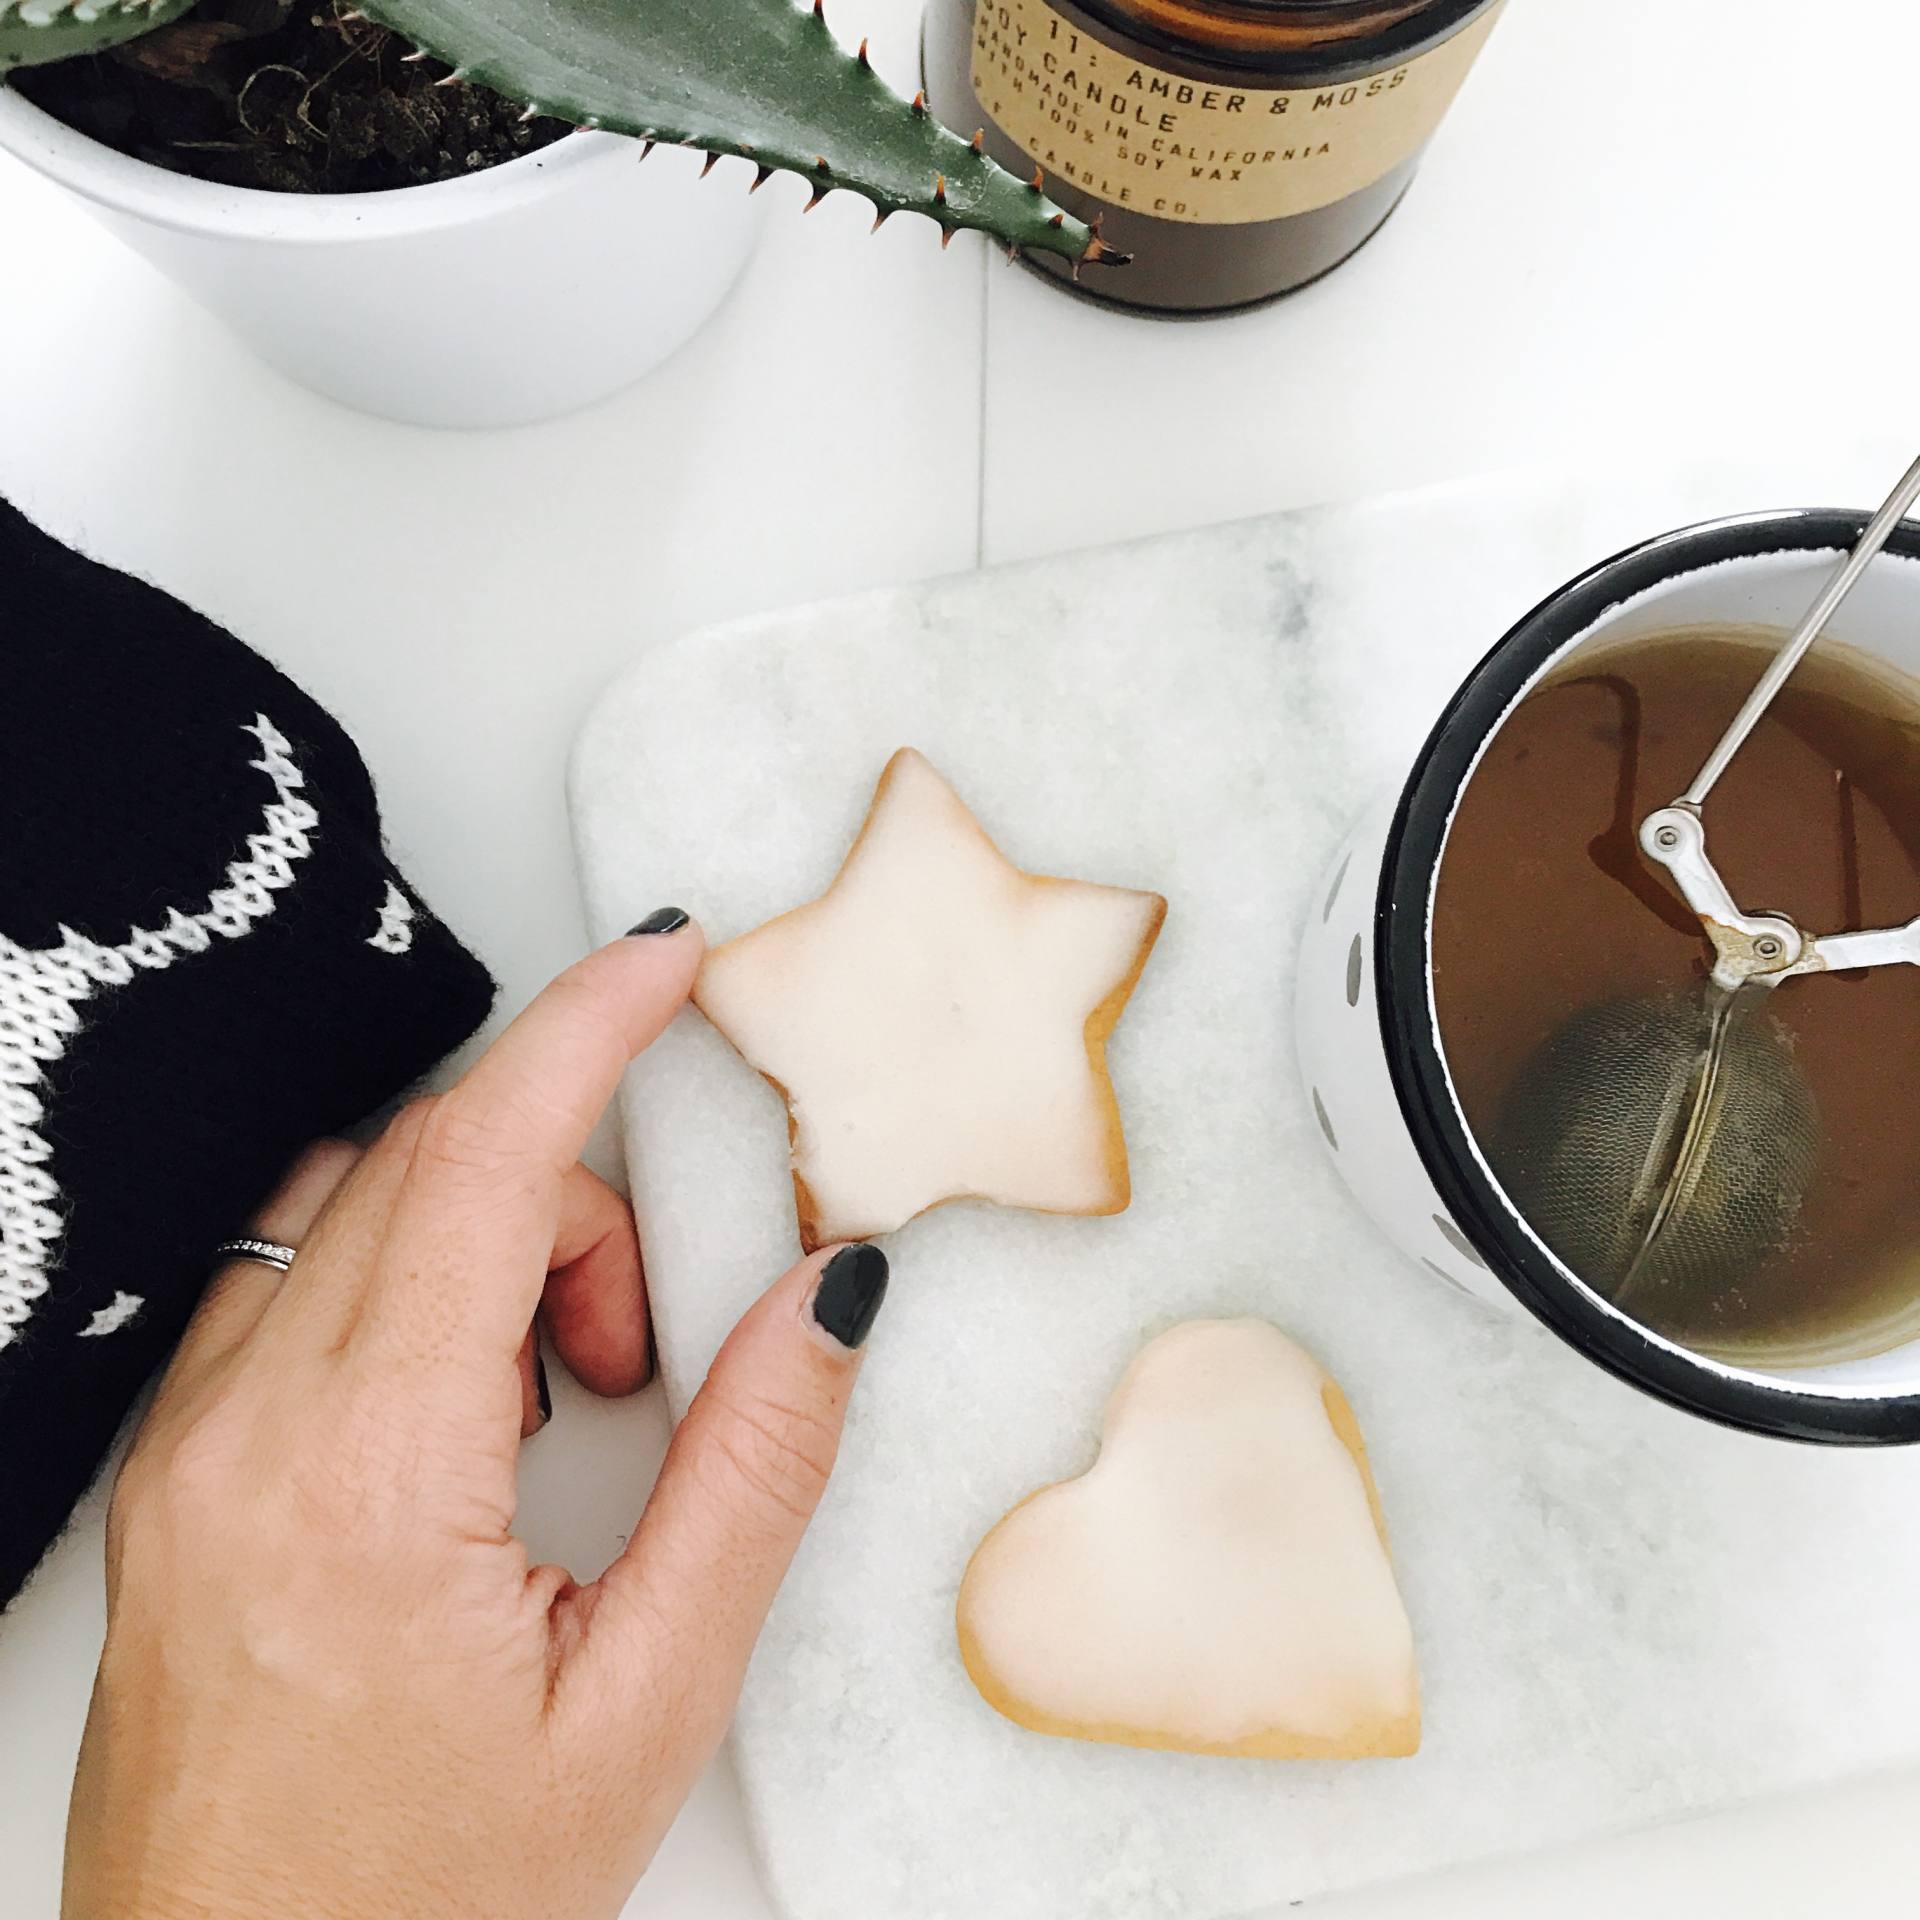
[{"left": 969, "top": 0, "right": 1502, "bottom": 226}]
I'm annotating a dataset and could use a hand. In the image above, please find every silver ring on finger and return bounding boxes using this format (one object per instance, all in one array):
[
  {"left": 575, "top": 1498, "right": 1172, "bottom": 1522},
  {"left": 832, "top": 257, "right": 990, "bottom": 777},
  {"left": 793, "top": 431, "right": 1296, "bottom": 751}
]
[{"left": 213, "top": 1236, "right": 299, "bottom": 1274}]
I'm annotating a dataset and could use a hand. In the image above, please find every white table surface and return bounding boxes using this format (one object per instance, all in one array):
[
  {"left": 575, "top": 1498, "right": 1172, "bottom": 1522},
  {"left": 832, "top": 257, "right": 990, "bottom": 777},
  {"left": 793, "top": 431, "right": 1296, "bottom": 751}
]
[{"left": 4, "top": 1, "right": 1920, "bottom": 1914}]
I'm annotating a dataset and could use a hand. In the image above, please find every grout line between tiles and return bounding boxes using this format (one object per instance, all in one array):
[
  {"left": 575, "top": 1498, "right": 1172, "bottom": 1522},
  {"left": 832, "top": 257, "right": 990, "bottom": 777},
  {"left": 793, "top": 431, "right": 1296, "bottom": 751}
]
[{"left": 974, "top": 237, "right": 990, "bottom": 569}]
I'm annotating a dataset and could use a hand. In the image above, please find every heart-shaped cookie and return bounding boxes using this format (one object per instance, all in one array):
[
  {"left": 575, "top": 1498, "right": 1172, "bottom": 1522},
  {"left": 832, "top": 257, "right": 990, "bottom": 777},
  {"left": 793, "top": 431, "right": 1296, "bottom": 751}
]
[{"left": 957, "top": 1318, "right": 1419, "bottom": 1758}]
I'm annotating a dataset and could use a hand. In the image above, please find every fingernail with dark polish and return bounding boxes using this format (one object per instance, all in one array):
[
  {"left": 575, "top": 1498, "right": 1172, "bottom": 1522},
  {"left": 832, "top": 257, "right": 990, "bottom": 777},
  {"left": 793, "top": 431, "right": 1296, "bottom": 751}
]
[
  {"left": 535, "top": 1352, "right": 552, "bottom": 1425},
  {"left": 812, "top": 1244, "right": 889, "bottom": 1350},
  {"left": 627, "top": 907, "right": 690, "bottom": 937}
]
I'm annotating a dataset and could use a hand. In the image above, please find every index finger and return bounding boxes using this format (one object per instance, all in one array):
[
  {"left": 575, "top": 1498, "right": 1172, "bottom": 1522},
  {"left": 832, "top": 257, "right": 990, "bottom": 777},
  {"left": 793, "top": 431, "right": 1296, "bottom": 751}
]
[
  {"left": 368, "top": 913, "right": 701, "bottom": 1359},
  {"left": 452, "top": 911, "right": 702, "bottom": 1180}
]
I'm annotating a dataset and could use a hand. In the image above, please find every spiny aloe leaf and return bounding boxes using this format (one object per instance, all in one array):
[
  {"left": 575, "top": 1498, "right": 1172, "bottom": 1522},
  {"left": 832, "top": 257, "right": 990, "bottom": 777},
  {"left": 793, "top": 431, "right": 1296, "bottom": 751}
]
[
  {"left": 358, "top": 0, "right": 1123, "bottom": 268},
  {"left": 0, "top": 0, "right": 196, "bottom": 72}
]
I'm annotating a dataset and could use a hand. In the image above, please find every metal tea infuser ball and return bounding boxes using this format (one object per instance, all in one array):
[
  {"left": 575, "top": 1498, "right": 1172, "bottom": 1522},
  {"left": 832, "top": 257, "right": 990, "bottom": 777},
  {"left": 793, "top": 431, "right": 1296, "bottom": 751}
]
[{"left": 1501, "top": 454, "right": 1920, "bottom": 1313}]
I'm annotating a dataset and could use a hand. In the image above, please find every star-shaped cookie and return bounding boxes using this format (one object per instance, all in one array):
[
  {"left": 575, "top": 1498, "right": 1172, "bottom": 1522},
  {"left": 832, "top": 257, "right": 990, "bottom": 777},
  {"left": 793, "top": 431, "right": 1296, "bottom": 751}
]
[{"left": 693, "top": 748, "right": 1167, "bottom": 1249}]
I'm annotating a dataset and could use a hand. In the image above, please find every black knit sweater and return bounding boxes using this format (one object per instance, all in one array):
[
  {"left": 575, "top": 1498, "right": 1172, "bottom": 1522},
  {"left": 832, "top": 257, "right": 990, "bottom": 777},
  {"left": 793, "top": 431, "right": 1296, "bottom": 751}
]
[{"left": 1, "top": 496, "right": 495, "bottom": 1606}]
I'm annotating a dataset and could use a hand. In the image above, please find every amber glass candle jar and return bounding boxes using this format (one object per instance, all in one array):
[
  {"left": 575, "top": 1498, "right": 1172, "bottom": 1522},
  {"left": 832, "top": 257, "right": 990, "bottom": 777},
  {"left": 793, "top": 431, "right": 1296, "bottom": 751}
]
[{"left": 924, "top": 0, "right": 1504, "bottom": 313}]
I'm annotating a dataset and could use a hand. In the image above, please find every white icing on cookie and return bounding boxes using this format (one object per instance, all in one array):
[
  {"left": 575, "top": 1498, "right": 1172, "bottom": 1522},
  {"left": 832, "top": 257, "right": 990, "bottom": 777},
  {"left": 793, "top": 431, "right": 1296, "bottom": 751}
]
[
  {"left": 958, "top": 1318, "right": 1420, "bottom": 1758},
  {"left": 693, "top": 749, "right": 1166, "bottom": 1248}
]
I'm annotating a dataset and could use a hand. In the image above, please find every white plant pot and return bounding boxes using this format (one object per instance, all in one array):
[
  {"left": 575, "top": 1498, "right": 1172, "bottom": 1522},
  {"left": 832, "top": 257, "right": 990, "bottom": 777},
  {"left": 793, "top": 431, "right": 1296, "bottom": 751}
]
[
  {"left": 0, "top": 86, "right": 765, "bottom": 427},
  {"left": 1298, "top": 509, "right": 1920, "bottom": 1444}
]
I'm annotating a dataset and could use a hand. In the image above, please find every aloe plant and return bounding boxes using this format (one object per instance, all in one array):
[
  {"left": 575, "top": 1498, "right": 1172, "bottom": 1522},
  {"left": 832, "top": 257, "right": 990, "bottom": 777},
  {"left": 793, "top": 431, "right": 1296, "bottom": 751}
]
[
  {"left": 1, "top": 0, "right": 192, "bottom": 65},
  {"left": 0, "top": 0, "right": 1121, "bottom": 270}
]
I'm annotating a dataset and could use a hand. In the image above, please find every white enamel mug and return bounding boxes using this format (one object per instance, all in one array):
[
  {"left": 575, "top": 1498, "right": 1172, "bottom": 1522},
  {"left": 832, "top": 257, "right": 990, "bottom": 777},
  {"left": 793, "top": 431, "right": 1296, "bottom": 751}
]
[{"left": 1297, "top": 508, "right": 1920, "bottom": 1444}]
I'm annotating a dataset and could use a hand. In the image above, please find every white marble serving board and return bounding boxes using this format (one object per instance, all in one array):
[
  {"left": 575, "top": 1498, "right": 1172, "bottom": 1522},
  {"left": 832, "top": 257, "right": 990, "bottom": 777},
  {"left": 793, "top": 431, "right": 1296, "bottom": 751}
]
[{"left": 569, "top": 465, "right": 1920, "bottom": 1920}]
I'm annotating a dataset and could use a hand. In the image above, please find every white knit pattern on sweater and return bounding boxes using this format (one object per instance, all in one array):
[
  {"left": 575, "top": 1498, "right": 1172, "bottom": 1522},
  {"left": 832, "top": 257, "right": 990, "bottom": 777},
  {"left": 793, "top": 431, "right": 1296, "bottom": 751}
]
[
  {"left": 0, "top": 716, "right": 317, "bottom": 1351},
  {"left": 368, "top": 881, "right": 415, "bottom": 954}
]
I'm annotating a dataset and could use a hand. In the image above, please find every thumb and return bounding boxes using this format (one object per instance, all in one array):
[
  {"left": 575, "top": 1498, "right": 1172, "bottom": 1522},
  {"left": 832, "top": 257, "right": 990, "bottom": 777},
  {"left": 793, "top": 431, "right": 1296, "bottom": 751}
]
[{"left": 561, "top": 1242, "right": 888, "bottom": 1773}]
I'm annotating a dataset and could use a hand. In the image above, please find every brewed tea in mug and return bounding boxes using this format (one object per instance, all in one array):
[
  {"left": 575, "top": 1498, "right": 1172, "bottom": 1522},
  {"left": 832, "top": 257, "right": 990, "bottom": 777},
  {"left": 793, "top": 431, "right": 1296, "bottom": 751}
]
[{"left": 1434, "top": 624, "right": 1920, "bottom": 1368}]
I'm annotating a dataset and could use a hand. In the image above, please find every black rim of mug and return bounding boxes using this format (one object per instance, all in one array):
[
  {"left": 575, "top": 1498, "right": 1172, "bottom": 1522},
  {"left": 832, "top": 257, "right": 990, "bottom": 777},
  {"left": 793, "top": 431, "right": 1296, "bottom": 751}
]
[{"left": 1376, "top": 507, "right": 1920, "bottom": 1445}]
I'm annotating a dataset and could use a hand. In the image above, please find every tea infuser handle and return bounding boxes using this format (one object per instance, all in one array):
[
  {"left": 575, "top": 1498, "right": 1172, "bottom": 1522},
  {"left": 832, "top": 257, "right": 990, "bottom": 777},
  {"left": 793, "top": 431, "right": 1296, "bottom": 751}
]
[
  {"left": 1681, "top": 450, "right": 1920, "bottom": 808},
  {"left": 1639, "top": 805, "right": 1804, "bottom": 989},
  {"left": 1778, "top": 914, "right": 1920, "bottom": 979},
  {"left": 1639, "top": 454, "right": 1920, "bottom": 987}
]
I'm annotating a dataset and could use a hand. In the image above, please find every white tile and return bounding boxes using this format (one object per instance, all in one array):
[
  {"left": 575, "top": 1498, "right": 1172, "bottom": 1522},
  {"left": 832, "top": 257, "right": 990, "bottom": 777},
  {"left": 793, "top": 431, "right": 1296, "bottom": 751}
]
[
  {"left": 982, "top": 0, "right": 1920, "bottom": 558},
  {"left": 0, "top": 6, "right": 971, "bottom": 1917},
  {"left": 0, "top": 0, "right": 982, "bottom": 1040}
]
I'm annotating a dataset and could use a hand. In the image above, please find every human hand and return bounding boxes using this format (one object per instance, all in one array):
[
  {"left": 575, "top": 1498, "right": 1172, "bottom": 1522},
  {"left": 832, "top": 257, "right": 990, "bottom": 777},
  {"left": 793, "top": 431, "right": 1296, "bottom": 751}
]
[{"left": 62, "top": 917, "right": 890, "bottom": 1920}]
